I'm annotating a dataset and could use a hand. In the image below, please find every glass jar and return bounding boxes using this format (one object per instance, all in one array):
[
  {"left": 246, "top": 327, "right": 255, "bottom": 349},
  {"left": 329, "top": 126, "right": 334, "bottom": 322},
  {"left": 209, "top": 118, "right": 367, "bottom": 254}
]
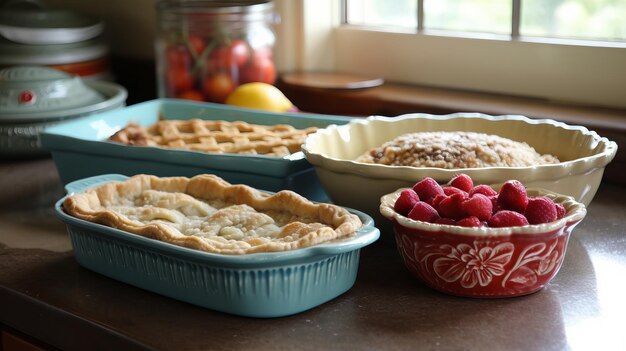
[{"left": 155, "top": 0, "right": 276, "bottom": 103}]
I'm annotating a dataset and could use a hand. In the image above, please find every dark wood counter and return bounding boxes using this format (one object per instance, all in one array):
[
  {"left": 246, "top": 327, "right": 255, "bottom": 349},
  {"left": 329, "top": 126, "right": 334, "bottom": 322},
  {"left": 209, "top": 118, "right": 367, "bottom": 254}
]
[{"left": 1, "top": 158, "right": 626, "bottom": 351}]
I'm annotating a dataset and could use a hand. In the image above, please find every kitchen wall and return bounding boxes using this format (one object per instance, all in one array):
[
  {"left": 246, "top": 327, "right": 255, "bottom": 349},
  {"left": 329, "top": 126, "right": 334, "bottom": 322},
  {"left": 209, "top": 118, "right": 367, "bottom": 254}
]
[{"left": 44, "top": 0, "right": 158, "bottom": 59}]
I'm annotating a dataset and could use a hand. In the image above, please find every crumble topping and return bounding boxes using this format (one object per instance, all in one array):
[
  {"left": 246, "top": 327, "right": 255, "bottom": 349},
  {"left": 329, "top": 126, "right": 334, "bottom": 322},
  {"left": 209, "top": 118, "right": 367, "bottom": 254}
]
[{"left": 356, "top": 131, "right": 559, "bottom": 168}]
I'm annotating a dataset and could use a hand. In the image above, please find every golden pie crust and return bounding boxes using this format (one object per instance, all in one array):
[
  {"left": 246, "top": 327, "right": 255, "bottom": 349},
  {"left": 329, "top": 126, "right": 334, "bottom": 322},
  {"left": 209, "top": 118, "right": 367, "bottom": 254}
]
[
  {"left": 108, "top": 119, "right": 318, "bottom": 157},
  {"left": 63, "top": 174, "right": 362, "bottom": 255}
]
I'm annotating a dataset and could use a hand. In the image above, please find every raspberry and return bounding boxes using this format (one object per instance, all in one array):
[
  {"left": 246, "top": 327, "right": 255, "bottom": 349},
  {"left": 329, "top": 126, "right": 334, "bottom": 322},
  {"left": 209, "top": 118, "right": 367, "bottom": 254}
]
[
  {"left": 437, "top": 193, "right": 467, "bottom": 220},
  {"left": 394, "top": 189, "right": 420, "bottom": 216},
  {"left": 412, "top": 177, "right": 444, "bottom": 203},
  {"left": 462, "top": 193, "right": 493, "bottom": 221},
  {"left": 498, "top": 180, "right": 528, "bottom": 213},
  {"left": 488, "top": 195, "right": 500, "bottom": 214},
  {"left": 524, "top": 196, "right": 558, "bottom": 224},
  {"left": 488, "top": 210, "right": 529, "bottom": 228},
  {"left": 435, "top": 217, "right": 456, "bottom": 225},
  {"left": 429, "top": 193, "right": 447, "bottom": 210},
  {"left": 443, "top": 186, "right": 467, "bottom": 197},
  {"left": 408, "top": 202, "right": 440, "bottom": 223},
  {"left": 449, "top": 173, "right": 473, "bottom": 192},
  {"left": 457, "top": 216, "right": 484, "bottom": 228},
  {"left": 555, "top": 203, "right": 566, "bottom": 219},
  {"left": 469, "top": 184, "right": 498, "bottom": 197}
]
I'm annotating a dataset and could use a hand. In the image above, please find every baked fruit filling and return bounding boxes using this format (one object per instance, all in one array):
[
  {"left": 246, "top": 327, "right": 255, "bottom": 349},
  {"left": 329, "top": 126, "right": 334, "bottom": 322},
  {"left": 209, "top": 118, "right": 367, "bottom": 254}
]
[{"left": 63, "top": 174, "right": 362, "bottom": 254}]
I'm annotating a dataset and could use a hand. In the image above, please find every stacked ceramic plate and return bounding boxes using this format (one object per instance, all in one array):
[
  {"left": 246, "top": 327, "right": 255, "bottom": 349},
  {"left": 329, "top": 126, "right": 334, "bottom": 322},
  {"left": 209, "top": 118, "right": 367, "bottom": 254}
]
[
  {"left": 0, "top": 66, "right": 126, "bottom": 156},
  {"left": 0, "top": 2, "right": 110, "bottom": 79}
]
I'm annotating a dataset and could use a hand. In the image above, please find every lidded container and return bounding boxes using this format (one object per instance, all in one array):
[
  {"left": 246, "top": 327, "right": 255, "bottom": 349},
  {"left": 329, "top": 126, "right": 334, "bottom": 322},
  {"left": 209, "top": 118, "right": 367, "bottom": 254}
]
[
  {"left": 0, "top": 66, "right": 127, "bottom": 156},
  {"left": 155, "top": 0, "right": 277, "bottom": 103}
]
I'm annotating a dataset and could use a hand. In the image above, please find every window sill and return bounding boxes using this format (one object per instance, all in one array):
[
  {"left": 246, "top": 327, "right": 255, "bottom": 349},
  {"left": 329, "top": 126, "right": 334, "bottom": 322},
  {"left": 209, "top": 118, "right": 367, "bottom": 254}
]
[{"left": 277, "top": 73, "right": 625, "bottom": 185}]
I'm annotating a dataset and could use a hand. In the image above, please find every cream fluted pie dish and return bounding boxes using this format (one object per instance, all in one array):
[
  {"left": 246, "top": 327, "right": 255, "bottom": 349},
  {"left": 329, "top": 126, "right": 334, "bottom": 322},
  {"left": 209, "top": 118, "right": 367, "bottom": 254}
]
[{"left": 302, "top": 113, "right": 618, "bottom": 220}]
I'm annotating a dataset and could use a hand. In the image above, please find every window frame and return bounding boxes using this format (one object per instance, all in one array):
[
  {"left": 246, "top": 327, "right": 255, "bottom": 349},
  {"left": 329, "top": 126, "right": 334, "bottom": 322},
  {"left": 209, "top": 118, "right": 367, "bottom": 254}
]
[{"left": 273, "top": 0, "right": 626, "bottom": 109}]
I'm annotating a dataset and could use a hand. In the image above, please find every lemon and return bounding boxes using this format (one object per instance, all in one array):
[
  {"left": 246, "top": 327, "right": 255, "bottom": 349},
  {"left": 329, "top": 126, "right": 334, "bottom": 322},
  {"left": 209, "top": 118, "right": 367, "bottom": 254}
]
[{"left": 225, "top": 82, "right": 294, "bottom": 112}]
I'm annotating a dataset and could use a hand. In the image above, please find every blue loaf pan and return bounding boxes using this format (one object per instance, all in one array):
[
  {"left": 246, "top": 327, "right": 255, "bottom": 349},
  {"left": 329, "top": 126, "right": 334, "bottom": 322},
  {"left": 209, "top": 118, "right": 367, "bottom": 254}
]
[
  {"left": 55, "top": 174, "right": 380, "bottom": 318},
  {"left": 40, "top": 98, "right": 354, "bottom": 202}
]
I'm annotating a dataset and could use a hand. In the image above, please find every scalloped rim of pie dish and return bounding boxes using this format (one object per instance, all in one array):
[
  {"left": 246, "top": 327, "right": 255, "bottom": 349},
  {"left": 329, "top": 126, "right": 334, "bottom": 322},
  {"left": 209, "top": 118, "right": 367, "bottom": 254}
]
[{"left": 63, "top": 174, "right": 363, "bottom": 255}]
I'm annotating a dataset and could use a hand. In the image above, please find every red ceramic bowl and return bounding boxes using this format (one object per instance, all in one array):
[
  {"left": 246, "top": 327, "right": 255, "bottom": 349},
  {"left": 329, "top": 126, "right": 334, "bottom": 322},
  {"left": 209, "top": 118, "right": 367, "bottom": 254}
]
[{"left": 379, "top": 188, "right": 587, "bottom": 298}]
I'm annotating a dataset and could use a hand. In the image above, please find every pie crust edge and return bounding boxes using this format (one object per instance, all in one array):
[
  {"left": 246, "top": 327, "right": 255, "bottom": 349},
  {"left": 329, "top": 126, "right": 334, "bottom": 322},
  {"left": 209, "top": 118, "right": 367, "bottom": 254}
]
[{"left": 63, "top": 174, "right": 363, "bottom": 255}]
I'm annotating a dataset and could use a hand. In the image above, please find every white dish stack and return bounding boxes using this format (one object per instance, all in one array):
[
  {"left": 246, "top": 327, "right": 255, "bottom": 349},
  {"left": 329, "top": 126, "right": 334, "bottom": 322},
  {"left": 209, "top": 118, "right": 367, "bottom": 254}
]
[{"left": 0, "top": 1, "right": 111, "bottom": 80}]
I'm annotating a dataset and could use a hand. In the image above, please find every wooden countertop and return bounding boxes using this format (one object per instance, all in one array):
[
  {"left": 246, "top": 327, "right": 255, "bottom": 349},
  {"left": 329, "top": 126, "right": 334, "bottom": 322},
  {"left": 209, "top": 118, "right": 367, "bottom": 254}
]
[{"left": 1, "top": 158, "right": 626, "bottom": 350}]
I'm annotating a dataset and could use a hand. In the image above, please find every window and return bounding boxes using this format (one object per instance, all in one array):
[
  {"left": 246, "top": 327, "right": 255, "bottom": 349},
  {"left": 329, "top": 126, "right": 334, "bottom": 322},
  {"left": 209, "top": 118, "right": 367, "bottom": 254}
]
[
  {"left": 273, "top": 0, "right": 626, "bottom": 109},
  {"left": 345, "top": 0, "right": 626, "bottom": 42}
]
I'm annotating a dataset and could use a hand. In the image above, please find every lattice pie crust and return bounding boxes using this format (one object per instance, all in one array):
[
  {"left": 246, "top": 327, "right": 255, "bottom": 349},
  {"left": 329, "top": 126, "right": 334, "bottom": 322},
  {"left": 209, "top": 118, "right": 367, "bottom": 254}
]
[
  {"left": 63, "top": 174, "right": 362, "bottom": 255},
  {"left": 108, "top": 119, "right": 318, "bottom": 157}
]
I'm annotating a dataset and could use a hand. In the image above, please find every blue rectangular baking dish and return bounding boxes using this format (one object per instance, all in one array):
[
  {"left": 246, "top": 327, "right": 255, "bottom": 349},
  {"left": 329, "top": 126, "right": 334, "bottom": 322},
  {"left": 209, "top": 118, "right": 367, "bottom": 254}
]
[
  {"left": 55, "top": 174, "right": 380, "bottom": 318},
  {"left": 40, "top": 99, "right": 354, "bottom": 202}
]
